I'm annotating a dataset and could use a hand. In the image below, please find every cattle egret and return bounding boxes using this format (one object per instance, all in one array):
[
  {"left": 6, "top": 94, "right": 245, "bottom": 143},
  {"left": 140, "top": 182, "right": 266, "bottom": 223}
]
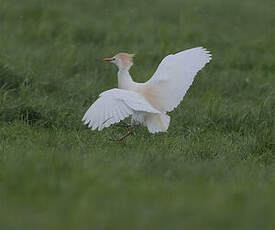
[{"left": 82, "top": 47, "right": 212, "bottom": 140}]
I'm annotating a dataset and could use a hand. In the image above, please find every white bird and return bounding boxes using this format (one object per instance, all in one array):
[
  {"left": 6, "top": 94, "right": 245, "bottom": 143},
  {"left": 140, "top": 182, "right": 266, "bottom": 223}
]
[{"left": 82, "top": 47, "right": 212, "bottom": 140}]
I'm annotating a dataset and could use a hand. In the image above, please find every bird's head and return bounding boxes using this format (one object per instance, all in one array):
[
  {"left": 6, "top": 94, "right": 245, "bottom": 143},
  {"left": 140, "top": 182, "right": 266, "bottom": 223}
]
[{"left": 104, "top": 53, "right": 135, "bottom": 71}]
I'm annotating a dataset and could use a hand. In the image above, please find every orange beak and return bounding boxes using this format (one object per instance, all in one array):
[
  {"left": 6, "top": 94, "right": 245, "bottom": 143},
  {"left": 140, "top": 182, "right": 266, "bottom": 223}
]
[{"left": 104, "top": 57, "right": 114, "bottom": 62}]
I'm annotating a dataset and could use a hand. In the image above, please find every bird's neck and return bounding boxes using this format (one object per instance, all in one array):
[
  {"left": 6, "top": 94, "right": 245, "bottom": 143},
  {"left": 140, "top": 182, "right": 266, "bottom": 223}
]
[{"left": 117, "top": 69, "right": 134, "bottom": 90}]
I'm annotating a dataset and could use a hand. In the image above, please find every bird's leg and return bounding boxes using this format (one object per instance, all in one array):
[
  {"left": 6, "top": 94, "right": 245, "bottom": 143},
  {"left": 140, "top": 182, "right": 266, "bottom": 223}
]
[
  {"left": 117, "top": 125, "right": 135, "bottom": 141},
  {"left": 115, "top": 120, "right": 131, "bottom": 128},
  {"left": 120, "top": 120, "right": 131, "bottom": 127},
  {"left": 110, "top": 125, "right": 135, "bottom": 141}
]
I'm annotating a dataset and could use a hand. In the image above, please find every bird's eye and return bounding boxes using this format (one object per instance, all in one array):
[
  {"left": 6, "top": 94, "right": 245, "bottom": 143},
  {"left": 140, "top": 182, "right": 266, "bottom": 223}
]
[{"left": 113, "top": 58, "right": 116, "bottom": 61}]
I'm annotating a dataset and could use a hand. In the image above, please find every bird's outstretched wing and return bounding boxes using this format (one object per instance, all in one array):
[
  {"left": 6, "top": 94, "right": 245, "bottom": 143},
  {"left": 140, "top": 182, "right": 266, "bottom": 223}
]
[
  {"left": 82, "top": 88, "right": 160, "bottom": 131},
  {"left": 146, "top": 47, "right": 212, "bottom": 112}
]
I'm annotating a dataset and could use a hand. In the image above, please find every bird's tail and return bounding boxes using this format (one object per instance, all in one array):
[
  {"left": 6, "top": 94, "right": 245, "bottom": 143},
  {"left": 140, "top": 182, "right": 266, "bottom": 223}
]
[{"left": 145, "top": 113, "right": 170, "bottom": 134}]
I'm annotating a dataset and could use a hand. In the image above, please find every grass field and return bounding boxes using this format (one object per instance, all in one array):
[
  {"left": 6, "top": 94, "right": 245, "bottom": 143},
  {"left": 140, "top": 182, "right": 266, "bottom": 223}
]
[{"left": 0, "top": 0, "right": 275, "bottom": 229}]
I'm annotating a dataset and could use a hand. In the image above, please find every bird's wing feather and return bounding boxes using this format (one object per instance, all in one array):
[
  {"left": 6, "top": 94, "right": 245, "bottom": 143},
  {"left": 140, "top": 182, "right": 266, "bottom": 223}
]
[
  {"left": 82, "top": 88, "right": 160, "bottom": 131},
  {"left": 146, "top": 47, "right": 211, "bottom": 112}
]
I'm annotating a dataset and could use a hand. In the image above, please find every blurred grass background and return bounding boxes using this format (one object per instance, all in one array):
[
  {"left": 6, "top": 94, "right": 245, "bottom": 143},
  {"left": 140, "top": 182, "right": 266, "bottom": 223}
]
[{"left": 0, "top": 0, "right": 275, "bottom": 229}]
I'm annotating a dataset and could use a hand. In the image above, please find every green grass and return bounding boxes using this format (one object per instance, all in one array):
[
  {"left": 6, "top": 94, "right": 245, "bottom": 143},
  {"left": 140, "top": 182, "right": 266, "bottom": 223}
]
[{"left": 0, "top": 0, "right": 275, "bottom": 229}]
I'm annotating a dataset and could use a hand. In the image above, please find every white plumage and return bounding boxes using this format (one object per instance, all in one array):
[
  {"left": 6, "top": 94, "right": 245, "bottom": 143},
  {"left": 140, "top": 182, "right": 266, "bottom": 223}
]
[
  {"left": 83, "top": 89, "right": 160, "bottom": 131},
  {"left": 82, "top": 47, "right": 212, "bottom": 134}
]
